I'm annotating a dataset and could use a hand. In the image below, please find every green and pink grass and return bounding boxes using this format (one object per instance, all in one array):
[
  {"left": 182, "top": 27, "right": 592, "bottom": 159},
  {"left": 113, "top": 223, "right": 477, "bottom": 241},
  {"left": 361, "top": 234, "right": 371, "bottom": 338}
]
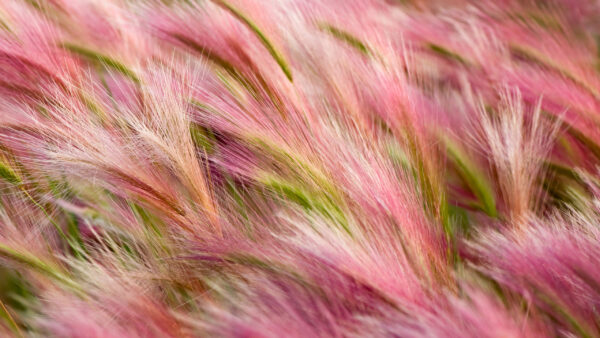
[{"left": 0, "top": 0, "right": 599, "bottom": 336}]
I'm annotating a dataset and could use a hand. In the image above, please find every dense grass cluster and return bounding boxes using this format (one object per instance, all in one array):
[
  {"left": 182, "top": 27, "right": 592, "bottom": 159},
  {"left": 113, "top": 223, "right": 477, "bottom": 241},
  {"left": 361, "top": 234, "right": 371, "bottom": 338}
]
[{"left": 0, "top": 0, "right": 599, "bottom": 336}]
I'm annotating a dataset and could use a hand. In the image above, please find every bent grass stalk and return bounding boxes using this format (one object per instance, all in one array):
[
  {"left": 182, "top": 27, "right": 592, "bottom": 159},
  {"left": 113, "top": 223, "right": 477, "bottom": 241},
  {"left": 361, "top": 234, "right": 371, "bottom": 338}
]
[
  {"left": 0, "top": 299, "right": 22, "bottom": 338},
  {"left": 212, "top": 0, "right": 293, "bottom": 82}
]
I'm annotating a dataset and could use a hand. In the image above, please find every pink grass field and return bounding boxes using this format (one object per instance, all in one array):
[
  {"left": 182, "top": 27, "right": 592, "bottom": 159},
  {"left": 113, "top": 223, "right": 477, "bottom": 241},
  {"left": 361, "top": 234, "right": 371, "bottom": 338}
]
[{"left": 0, "top": 0, "right": 599, "bottom": 336}]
